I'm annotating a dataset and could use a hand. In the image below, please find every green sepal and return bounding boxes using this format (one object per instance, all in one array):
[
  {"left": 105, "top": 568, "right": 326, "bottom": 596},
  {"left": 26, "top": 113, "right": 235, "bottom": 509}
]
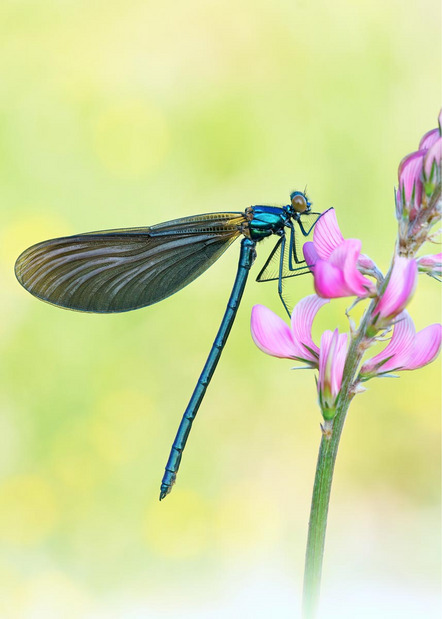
[{"left": 322, "top": 405, "right": 336, "bottom": 421}]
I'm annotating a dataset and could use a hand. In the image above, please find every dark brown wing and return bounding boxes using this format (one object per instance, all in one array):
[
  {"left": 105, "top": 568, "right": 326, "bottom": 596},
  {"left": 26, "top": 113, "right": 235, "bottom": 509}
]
[{"left": 15, "top": 212, "right": 246, "bottom": 313}]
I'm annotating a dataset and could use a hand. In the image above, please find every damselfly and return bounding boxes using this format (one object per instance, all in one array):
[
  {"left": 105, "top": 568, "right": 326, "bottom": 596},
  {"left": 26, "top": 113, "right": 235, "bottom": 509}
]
[{"left": 15, "top": 191, "right": 329, "bottom": 499}]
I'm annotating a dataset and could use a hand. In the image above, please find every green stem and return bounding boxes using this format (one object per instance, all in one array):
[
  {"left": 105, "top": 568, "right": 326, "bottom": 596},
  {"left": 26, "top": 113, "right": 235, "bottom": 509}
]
[
  {"left": 302, "top": 303, "right": 375, "bottom": 618},
  {"left": 302, "top": 400, "right": 351, "bottom": 618}
]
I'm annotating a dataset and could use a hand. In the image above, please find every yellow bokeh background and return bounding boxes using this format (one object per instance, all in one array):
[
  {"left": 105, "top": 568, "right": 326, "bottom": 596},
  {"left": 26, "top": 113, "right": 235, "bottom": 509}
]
[{"left": 0, "top": 1, "right": 440, "bottom": 617}]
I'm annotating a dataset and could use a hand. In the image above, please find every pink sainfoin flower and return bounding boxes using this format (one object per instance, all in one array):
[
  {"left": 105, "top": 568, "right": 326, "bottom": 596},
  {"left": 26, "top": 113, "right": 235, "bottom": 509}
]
[
  {"left": 360, "top": 311, "right": 442, "bottom": 379},
  {"left": 318, "top": 329, "right": 348, "bottom": 419},
  {"left": 416, "top": 252, "right": 442, "bottom": 279},
  {"left": 303, "top": 209, "right": 376, "bottom": 299},
  {"left": 370, "top": 256, "right": 417, "bottom": 333},
  {"left": 422, "top": 112, "right": 442, "bottom": 194},
  {"left": 396, "top": 110, "right": 442, "bottom": 220},
  {"left": 251, "top": 295, "right": 329, "bottom": 366},
  {"left": 396, "top": 150, "right": 426, "bottom": 222},
  {"left": 251, "top": 295, "right": 347, "bottom": 420},
  {"left": 396, "top": 109, "right": 442, "bottom": 257}
]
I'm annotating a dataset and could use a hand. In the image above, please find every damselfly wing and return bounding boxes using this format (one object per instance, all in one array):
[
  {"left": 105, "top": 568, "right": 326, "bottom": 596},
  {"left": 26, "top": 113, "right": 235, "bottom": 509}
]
[{"left": 15, "top": 213, "right": 247, "bottom": 313}]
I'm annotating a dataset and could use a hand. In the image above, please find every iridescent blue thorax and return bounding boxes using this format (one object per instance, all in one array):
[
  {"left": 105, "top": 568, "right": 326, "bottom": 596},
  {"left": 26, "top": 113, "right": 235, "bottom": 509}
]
[
  {"left": 246, "top": 206, "right": 288, "bottom": 241},
  {"left": 246, "top": 202, "right": 309, "bottom": 242}
]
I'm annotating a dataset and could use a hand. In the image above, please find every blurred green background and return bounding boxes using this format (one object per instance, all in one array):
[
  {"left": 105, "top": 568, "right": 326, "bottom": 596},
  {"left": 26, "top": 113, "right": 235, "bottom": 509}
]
[{"left": 0, "top": 0, "right": 440, "bottom": 617}]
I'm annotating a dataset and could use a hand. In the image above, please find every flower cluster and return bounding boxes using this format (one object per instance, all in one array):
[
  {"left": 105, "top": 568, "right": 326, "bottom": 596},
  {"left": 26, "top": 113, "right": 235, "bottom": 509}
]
[
  {"left": 396, "top": 110, "right": 441, "bottom": 258},
  {"left": 251, "top": 111, "right": 441, "bottom": 422}
]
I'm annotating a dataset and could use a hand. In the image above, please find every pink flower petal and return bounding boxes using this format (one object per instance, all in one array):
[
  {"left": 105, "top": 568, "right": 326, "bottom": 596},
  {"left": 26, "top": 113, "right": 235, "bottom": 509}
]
[
  {"left": 251, "top": 305, "right": 296, "bottom": 359},
  {"left": 357, "top": 253, "right": 377, "bottom": 271},
  {"left": 374, "top": 258, "right": 418, "bottom": 321},
  {"left": 303, "top": 241, "right": 319, "bottom": 270},
  {"left": 312, "top": 209, "right": 345, "bottom": 259},
  {"left": 361, "top": 312, "right": 416, "bottom": 374},
  {"left": 417, "top": 252, "right": 442, "bottom": 267},
  {"left": 398, "top": 150, "right": 425, "bottom": 203},
  {"left": 318, "top": 329, "right": 333, "bottom": 386},
  {"left": 291, "top": 295, "right": 329, "bottom": 360},
  {"left": 339, "top": 240, "right": 376, "bottom": 296},
  {"left": 328, "top": 238, "right": 361, "bottom": 269},
  {"left": 314, "top": 240, "right": 375, "bottom": 299},
  {"left": 318, "top": 329, "right": 348, "bottom": 412},
  {"left": 405, "top": 324, "right": 442, "bottom": 370},
  {"left": 419, "top": 128, "right": 440, "bottom": 150},
  {"left": 423, "top": 137, "right": 442, "bottom": 180},
  {"left": 398, "top": 150, "right": 425, "bottom": 219},
  {"left": 330, "top": 332, "right": 348, "bottom": 396},
  {"left": 313, "top": 259, "right": 350, "bottom": 298},
  {"left": 417, "top": 252, "right": 442, "bottom": 276}
]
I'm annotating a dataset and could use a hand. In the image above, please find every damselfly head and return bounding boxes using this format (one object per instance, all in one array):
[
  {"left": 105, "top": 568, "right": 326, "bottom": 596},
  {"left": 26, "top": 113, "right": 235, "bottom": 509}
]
[{"left": 290, "top": 190, "right": 311, "bottom": 214}]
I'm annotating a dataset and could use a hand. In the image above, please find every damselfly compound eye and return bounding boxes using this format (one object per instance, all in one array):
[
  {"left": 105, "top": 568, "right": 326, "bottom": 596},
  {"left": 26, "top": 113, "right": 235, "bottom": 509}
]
[{"left": 291, "top": 191, "right": 308, "bottom": 213}]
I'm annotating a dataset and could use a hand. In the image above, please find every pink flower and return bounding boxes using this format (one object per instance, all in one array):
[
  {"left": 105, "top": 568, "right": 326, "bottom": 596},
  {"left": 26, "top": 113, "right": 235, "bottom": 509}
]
[
  {"left": 396, "top": 150, "right": 425, "bottom": 221},
  {"left": 250, "top": 295, "right": 329, "bottom": 365},
  {"left": 305, "top": 209, "right": 375, "bottom": 269},
  {"left": 250, "top": 296, "right": 348, "bottom": 420},
  {"left": 303, "top": 209, "right": 376, "bottom": 300},
  {"left": 396, "top": 110, "right": 442, "bottom": 221},
  {"left": 318, "top": 329, "right": 348, "bottom": 419},
  {"left": 360, "top": 312, "right": 442, "bottom": 378},
  {"left": 417, "top": 252, "right": 442, "bottom": 279},
  {"left": 371, "top": 257, "right": 417, "bottom": 331}
]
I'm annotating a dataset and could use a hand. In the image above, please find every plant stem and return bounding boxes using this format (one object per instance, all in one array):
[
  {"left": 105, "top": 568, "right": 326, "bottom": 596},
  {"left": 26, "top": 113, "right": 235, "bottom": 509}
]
[
  {"left": 302, "top": 400, "right": 351, "bottom": 618},
  {"left": 302, "top": 303, "right": 375, "bottom": 618}
]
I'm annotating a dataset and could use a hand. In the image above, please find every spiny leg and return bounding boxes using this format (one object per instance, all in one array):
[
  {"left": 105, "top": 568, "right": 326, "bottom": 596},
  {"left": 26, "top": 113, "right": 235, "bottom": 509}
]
[
  {"left": 286, "top": 221, "right": 313, "bottom": 272},
  {"left": 256, "top": 235, "right": 283, "bottom": 283},
  {"left": 277, "top": 232, "right": 292, "bottom": 318}
]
